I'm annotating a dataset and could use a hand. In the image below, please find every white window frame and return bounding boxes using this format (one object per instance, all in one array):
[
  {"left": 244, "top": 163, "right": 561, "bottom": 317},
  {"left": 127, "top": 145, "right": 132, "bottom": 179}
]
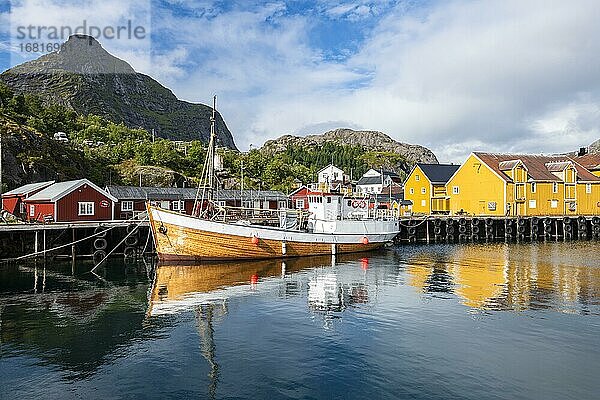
[
  {"left": 552, "top": 182, "right": 558, "bottom": 193},
  {"left": 30, "top": 204, "right": 35, "bottom": 217},
  {"left": 586, "top": 183, "right": 592, "bottom": 194},
  {"left": 421, "top": 187, "right": 426, "bottom": 194},
  {"left": 421, "top": 199, "right": 426, "bottom": 207},
  {"left": 452, "top": 186, "right": 460, "bottom": 195},
  {"left": 531, "top": 182, "right": 536, "bottom": 193},
  {"left": 78, "top": 202, "right": 94, "bottom": 216},
  {"left": 172, "top": 200, "right": 185, "bottom": 211},
  {"left": 529, "top": 200, "right": 536, "bottom": 209},
  {"left": 121, "top": 201, "right": 134, "bottom": 212},
  {"left": 415, "top": 174, "right": 420, "bottom": 181},
  {"left": 409, "top": 188, "right": 414, "bottom": 195},
  {"left": 550, "top": 199, "right": 558, "bottom": 209}
]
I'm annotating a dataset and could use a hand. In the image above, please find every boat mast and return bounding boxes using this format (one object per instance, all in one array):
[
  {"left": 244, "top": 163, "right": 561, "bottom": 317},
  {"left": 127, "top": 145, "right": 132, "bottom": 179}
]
[{"left": 194, "top": 95, "right": 218, "bottom": 216}]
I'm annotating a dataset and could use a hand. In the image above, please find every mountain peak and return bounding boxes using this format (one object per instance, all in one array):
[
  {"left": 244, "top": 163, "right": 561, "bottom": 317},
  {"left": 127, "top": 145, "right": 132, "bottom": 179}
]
[{"left": 9, "top": 34, "right": 135, "bottom": 75}]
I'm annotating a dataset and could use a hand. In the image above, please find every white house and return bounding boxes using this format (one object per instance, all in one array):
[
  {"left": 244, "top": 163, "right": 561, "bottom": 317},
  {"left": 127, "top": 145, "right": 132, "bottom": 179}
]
[
  {"left": 356, "top": 169, "right": 400, "bottom": 194},
  {"left": 318, "top": 164, "right": 345, "bottom": 184}
]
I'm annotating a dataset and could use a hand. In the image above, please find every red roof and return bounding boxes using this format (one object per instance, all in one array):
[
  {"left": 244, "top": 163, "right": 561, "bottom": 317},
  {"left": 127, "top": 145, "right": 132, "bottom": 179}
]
[
  {"left": 574, "top": 153, "right": 600, "bottom": 171},
  {"left": 473, "top": 152, "right": 600, "bottom": 182}
]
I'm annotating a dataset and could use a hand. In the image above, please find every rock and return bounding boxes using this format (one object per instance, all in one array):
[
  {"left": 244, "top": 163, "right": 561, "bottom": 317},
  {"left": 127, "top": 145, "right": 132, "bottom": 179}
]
[
  {"left": 262, "top": 128, "right": 438, "bottom": 164},
  {"left": 0, "top": 35, "right": 237, "bottom": 149}
]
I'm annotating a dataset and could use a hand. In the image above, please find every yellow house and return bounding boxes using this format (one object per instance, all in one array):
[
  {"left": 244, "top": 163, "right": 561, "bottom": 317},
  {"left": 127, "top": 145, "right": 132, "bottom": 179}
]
[
  {"left": 446, "top": 152, "right": 600, "bottom": 216},
  {"left": 404, "top": 163, "right": 460, "bottom": 215}
]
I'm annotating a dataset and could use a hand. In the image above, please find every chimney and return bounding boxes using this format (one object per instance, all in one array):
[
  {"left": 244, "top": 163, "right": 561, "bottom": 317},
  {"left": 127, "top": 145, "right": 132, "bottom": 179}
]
[{"left": 578, "top": 147, "right": 587, "bottom": 157}]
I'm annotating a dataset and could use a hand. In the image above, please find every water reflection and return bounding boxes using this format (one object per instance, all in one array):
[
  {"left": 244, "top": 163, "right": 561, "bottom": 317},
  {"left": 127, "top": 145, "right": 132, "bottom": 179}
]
[
  {"left": 148, "top": 253, "right": 372, "bottom": 317},
  {"left": 0, "top": 260, "right": 154, "bottom": 378},
  {"left": 405, "top": 243, "right": 600, "bottom": 314}
]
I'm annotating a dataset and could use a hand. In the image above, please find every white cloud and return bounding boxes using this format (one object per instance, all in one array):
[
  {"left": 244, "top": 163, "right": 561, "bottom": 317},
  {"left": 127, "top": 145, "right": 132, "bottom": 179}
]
[
  {"left": 7, "top": 0, "right": 151, "bottom": 70},
  {"left": 5, "top": 0, "right": 600, "bottom": 163}
]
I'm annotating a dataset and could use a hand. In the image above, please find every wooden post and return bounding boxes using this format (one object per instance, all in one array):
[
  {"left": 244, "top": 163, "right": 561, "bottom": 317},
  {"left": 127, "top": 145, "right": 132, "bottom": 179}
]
[
  {"left": 34, "top": 231, "right": 39, "bottom": 255},
  {"left": 43, "top": 229, "right": 46, "bottom": 259},
  {"left": 71, "top": 228, "right": 76, "bottom": 263},
  {"left": 426, "top": 220, "right": 430, "bottom": 244}
]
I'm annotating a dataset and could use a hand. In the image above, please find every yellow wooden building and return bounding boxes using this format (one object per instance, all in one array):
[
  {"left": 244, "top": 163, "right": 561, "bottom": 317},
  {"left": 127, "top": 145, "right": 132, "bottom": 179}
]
[
  {"left": 446, "top": 152, "right": 600, "bottom": 216},
  {"left": 404, "top": 163, "right": 460, "bottom": 215}
]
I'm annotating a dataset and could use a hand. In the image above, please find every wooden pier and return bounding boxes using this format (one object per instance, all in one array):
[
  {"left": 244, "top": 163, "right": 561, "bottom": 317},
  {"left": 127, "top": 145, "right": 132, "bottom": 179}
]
[
  {"left": 395, "top": 216, "right": 600, "bottom": 243},
  {"left": 0, "top": 220, "right": 152, "bottom": 262}
]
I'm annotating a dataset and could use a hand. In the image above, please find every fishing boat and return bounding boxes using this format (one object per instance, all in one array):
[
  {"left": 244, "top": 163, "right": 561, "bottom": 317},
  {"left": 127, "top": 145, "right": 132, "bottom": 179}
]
[{"left": 147, "top": 97, "right": 400, "bottom": 261}]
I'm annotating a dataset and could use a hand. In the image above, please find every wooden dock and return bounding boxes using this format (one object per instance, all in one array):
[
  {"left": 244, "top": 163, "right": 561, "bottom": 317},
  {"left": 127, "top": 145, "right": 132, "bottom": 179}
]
[
  {"left": 0, "top": 220, "right": 152, "bottom": 262},
  {"left": 396, "top": 215, "right": 600, "bottom": 243}
]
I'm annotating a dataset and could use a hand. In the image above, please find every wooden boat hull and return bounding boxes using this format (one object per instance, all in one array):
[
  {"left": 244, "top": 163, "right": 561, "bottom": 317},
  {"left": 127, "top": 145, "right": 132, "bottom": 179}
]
[{"left": 148, "top": 206, "right": 399, "bottom": 261}]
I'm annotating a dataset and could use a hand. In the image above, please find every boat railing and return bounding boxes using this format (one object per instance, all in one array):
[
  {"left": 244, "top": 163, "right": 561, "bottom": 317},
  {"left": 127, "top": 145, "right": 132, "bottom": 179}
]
[{"left": 211, "top": 205, "right": 312, "bottom": 227}]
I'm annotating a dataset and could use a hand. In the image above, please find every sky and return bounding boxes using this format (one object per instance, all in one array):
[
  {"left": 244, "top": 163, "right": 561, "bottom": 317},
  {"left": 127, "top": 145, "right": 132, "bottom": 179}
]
[{"left": 1, "top": 0, "right": 600, "bottom": 162}]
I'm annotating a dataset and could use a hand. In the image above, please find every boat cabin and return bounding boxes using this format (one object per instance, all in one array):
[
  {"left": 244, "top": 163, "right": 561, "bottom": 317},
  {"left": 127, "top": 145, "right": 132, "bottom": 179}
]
[{"left": 307, "top": 193, "right": 370, "bottom": 221}]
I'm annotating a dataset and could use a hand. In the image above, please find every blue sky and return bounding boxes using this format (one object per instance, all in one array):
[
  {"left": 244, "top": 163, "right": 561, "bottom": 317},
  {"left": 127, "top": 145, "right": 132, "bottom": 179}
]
[{"left": 2, "top": 0, "right": 600, "bottom": 162}]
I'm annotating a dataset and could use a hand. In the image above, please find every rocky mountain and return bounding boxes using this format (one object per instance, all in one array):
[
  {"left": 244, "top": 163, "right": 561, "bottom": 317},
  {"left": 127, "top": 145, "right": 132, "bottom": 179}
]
[
  {"left": 589, "top": 138, "right": 600, "bottom": 154},
  {"left": 0, "top": 35, "right": 237, "bottom": 149},
  {"left": 262, "top": 128, "right": 438, "bottom": 164}
]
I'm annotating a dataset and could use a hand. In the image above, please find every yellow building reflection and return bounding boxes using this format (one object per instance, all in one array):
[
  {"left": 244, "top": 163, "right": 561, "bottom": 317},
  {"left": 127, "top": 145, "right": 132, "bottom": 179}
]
[{"left": 406, "top": 244, "right": 600, "bottom": 313}]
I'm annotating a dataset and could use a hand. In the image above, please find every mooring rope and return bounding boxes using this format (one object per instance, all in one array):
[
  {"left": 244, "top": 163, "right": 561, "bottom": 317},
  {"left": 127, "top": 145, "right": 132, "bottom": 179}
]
[{"left": 398, "top": 216, "right": 430, "bottom": 228}]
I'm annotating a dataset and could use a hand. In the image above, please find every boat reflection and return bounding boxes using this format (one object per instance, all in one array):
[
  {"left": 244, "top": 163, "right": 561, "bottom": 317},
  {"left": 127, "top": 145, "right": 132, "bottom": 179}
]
[
  {"left": 148, "top": 253, "right": 372, "bottom": 317},
  {"left": 406, "top": 244, "right": 600, "bottom": 313}
]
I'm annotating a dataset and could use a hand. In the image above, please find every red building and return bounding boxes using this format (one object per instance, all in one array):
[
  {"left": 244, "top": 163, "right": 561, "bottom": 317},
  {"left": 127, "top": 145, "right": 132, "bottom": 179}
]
[
  {"left": 289, "top": 186, "right": 310, "bottom": 210},
  {"left": 24, "top": 179, "right": 117, "bottom": 222},
  {"left": 1, "top": 180, "right": 55, "bottom": 219}
]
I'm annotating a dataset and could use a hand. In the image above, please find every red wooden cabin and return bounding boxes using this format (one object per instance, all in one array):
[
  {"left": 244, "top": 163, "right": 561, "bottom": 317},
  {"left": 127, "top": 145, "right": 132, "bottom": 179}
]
[
  {"left": 1, "top": 181, "right": 55, "bottom": 219},
  {"left": 23, "top": 179, "right": 117, "bottom": 223}
]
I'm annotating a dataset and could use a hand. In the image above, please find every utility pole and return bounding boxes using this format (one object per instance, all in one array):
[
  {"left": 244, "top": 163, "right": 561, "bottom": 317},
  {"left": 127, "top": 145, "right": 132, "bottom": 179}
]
[
  {"left": 241, "top": 160, "right": 244, "bottom": 193},
  {"left": 0, "top": 131, "right": 3, "bottom": 195}
]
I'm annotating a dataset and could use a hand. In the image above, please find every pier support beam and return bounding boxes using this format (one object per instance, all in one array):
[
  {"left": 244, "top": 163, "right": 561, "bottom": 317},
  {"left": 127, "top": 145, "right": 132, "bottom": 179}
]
[{"left": 34, "top": 231, "right": 39, "bottom": 255}]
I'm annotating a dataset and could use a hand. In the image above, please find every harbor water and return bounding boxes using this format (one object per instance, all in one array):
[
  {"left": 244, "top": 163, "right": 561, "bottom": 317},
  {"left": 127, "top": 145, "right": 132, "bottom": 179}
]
[{"left": 1, "top": 242, "right": 599, "bottom": 399}]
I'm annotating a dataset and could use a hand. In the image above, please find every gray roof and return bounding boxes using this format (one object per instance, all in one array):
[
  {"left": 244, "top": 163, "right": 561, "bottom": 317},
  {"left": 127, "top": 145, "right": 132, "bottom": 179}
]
[
  {"left": 28, "top": 179, "right": 118, "bottom": 202},
  {"left": 3, "top": 180, "right": 55, "bottom": 196},
  {"left": 357, "top": 176, "right": 383, "bottom": 185},
  {"left": 106, "top": 186, "right": 288, "bottom": 201},
  {"left": 417, "top": 163, "right": 460, "bottom": 184},
  {"left": 106, "top": 186, "right": 197, "bottom": 200}
]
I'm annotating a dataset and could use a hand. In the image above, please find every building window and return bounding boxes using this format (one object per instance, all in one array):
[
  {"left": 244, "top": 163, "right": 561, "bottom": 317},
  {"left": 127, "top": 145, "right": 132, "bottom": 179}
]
[
  {"left": 550, "top": 199, "right": 558, "bottom": 208},
  {"left": 415, "top": 174, "right": 420, "bottom": 181},
  {"left": 452, "top": 186, "right": 459, "bottom": 195},
  {"left": 421, "top": 187, "right": 426, "bottom": 194},
  {"left": 78, "top": 202, "right": 94, "bottom": 216},
  {"left": 421, "top": 200, "right": 426, "bottom": 207},
  {"left": 327, "top": 197, "right": 332, "bottom": 203},
  {"left": 296, "top": 199, "right": 305, "bottom": 209},
  {"left": 121, "top": 201, "right": 134, "bottom": 212},
  {"left": 531, "top": 182, "right": 536, "bottom": 193},
  {"left": 552, "top": 182, "right": 558, "bottom": 193},
  {"left": 529, "top": 200, "right": 536, "bottom": 209},
  {"left": 409, "top": 188, "right": 414, "bottom": 195},
  {"left": 586, "top": 183, "right": 592, "bottom": 194},
  {"left": 29, "top": 204, "right": 35, "bottom": 217},
  {"left": 172, "top": 200, "right": 185, "bottom": 211}
]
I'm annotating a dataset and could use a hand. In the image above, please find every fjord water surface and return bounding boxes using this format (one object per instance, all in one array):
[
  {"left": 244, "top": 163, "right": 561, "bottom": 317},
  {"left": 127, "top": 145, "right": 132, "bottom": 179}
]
[{"left": 1, "top": 242, "right": 599, "bottom": 399}]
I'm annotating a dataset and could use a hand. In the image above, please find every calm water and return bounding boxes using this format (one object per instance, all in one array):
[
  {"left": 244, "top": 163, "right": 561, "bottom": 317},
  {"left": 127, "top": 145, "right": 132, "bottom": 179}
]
[{"left": 1, "top": 242, "right": 599, "bottom": 400}]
